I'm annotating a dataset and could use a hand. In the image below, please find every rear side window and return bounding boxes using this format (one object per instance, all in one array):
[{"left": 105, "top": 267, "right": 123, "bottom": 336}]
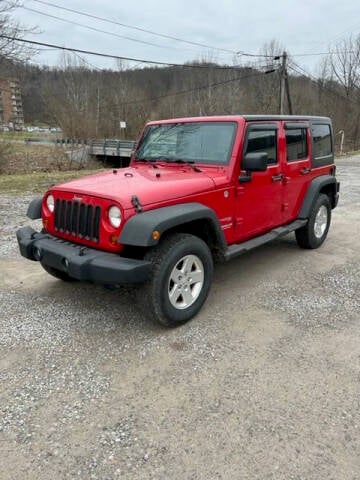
[
  {"left": 286, "top": 128, "right": 308, "bottom": 161},
  {"left": 245, "top": 129, "right": 277, "bottom": 165},
  {"left": 312, "top": 124, "right": 332, "bottom": 159}
]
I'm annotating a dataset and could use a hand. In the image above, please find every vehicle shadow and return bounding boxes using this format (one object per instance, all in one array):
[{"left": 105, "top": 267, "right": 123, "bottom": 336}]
[{"left": 7, "top": 234, "right": 304, "bottom": 341}]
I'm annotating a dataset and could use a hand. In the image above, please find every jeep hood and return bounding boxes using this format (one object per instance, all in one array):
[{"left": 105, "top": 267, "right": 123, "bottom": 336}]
[{"left": 53, "top": 165, "right": 217, "bottom": 209}]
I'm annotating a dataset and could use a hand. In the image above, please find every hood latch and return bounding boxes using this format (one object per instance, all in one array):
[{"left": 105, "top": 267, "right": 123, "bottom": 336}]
[{"left": 131, "top": 195, "right": 143, "bottom": 213}]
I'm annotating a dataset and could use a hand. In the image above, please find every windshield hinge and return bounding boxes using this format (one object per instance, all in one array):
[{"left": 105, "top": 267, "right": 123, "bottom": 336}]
[{"left": 131, "top": 195, "right": 143, "bottom": 213}]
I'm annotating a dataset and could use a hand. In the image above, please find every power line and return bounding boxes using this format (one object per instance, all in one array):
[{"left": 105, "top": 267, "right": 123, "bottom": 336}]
[
  {"left": 236, "top": 50, "right": 272, "bottom": 58},
  {"left": 22, "top": 6, "right": 172, "bottom": 50},
  {"left": 0, "top": 34, "right": 250, "bottom": 70},
  {"left": 290, "top": 50, "right": 359, "bottom": 57},
  {"left": 289, "top": 61, "right": 319, "bottom": 78},
  {"left": 29, "top": 0, "right": 354, "bottom": 60},
  {"left": 30, "top": 0, "right": 239, "bottom": 55},
  {"left": 239, "top": 49, "right": 360, "bottom": 59},
  {"left": 288, "top": 62, "right": 359, "bottom": 106},
  {"left": 29, "top": 0, "right": 285, "bottom": 60},
  {"left": 299, "top": 21, "right": 360, "bottom": 52},
  {"left": 70, "top": 51, "right": 103, "bottom": 72},
  {"left": 21, "top": 6, "right": 208, "bottom": 54},
  {"left": 16, "top": 0, "right": 360, "bottom": 62}
]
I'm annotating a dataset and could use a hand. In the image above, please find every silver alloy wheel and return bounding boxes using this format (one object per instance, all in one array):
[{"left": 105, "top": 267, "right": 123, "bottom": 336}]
[
  {"left": 314, "top": 205, "right": 328, "bottom": 238},
  {"left": 168, "top": 254, "right": 204, "bottom": 310}
]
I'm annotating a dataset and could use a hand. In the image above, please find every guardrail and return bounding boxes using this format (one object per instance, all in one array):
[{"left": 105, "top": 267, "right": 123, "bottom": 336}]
[
  {"left": 89, "top": 139, "right": 135, "bottom": 157},
  {"left": 24, "top": 137, "right": 88, "bottom": 145},
  {"left": 24, "top": 138, "right": 136, "bottom": 158}
]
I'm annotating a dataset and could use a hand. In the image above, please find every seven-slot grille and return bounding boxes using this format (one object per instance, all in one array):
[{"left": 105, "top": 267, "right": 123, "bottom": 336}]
[{"left": 54, "top": 199, "right": 101, "bottom": 242}]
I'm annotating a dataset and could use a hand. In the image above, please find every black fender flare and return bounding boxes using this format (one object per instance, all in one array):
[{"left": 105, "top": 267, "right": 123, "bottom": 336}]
[
  {"left": 27, "top": 196, "right": 43, "bottom": 219},
  {"left": 119, "top": 202, "right": 227, "bottom": 249},
  {"left": 298, "top": 175, "right": 338, "bottom": 219}
]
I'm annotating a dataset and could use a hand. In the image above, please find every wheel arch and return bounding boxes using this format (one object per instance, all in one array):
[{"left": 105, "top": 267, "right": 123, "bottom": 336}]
[
  {"left": 298, "top": 175, "right": 338, "bottom": 219},
  {"left": 119, "top": 202, "right": 227, "bottom": 258},
  {"left": 27, "top": 196, "right": 43, "bottom": 220}
]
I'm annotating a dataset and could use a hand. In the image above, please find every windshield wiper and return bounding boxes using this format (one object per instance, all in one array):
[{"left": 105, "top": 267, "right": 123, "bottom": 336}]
[
  {"left": 171, "top": 159, "right": 202, "bottom": 172},
  {"left": 136, "top": 156, "right": 202, "bottom": 172},
  {"left": 155, "top": 156, "right": 173, "bottom": 162},
  {"left": 134, "top": 157, "right": 157, "bottom": 162},
  {"left": 134, "top": 157, "right": 158, "bottom": 168}
]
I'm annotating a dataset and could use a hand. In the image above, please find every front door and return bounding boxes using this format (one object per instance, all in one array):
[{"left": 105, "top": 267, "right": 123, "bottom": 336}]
[{"left": 235, "top": 122, "right": 284, "bottom": 242}]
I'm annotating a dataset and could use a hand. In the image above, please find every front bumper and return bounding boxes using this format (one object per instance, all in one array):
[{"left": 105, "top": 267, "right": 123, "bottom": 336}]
[{"left": 16, "top": 226, "right": 152, "bottom": 284}]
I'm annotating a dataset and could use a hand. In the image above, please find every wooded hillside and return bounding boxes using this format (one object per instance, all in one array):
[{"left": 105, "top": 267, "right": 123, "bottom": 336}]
[{"left": 1, "top": 36, "right": 359, "bottom": 151}]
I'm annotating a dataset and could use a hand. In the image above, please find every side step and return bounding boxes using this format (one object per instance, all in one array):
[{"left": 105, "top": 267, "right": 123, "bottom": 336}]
[{"left": 224, "top": 219, "right": 307, "bottom": 261}]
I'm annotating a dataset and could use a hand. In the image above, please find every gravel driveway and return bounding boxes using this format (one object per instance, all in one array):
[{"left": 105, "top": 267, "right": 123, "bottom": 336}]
[{"left": 0, "top": 156, "right": 359, "bottom": 479}]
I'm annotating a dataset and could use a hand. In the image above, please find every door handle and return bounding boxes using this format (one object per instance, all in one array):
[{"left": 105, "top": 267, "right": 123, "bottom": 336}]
[
  {"left": 272, "top": 173, "right": 284, "bottom": 182},
  {"left": 300, "top": 167, "right": 311, "bottom": 175}
]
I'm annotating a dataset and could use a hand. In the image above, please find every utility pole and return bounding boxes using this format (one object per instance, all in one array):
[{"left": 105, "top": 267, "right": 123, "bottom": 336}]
[
  {"left": 95, "top": 86, "right": 100, "bottom": 137},
  {"left": 279, "top": 51, "right": 293, "bottom": 115}
]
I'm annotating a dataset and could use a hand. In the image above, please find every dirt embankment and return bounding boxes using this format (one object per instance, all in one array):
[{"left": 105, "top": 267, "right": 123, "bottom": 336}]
[{"left": 0, "top": 142, "right": 98, "bottom": 174}]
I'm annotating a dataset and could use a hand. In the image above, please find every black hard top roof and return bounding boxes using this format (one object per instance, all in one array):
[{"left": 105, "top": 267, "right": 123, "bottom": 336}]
[{"left": 243, "top": 115, "right": 331, "bottom": 123}]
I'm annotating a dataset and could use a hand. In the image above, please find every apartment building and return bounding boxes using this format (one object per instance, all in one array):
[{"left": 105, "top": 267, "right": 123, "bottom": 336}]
[{"left": 0, "top": 77, "right": 24, "bottom": 130}]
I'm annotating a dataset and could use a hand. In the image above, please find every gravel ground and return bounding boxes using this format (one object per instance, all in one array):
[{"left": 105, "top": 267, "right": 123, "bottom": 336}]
[{"left": 0, "top": 156, "right": 359, "bottom": 479}]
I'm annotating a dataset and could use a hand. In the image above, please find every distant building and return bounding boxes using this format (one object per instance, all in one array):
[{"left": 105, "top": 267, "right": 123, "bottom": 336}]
[{"left": 0, "top": 77, "right": 24, "bottom": 130}]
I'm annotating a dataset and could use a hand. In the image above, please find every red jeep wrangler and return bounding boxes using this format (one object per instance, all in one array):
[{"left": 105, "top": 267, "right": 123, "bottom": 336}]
[{"left": 17, "top": 115, "right": 339, "bottom": 326}]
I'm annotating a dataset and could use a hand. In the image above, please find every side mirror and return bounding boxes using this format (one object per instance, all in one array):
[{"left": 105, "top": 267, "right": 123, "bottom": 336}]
[
  {"left": 239, "top": 152, "right": 268, "bottom": 183},
  {"left": 242, "top": 152, "right": 268, "bottom": 171}
]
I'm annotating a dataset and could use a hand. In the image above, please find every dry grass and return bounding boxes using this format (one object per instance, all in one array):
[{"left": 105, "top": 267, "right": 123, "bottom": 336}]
[
  {"left": 2, "top": 142, "right": 55, "bottom": 155},
  {"left": 0, "top": 169, "right": 104, "bottom": 195},
  {"left": 0, "top": 132, "right": 57, "bottom": 141},
  {"left": 0, "top": 140, "right": 97, "bottom": 174}
]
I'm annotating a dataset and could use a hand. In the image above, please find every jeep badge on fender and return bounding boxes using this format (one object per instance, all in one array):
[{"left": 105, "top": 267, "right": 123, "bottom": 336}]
[{"left": 17, "top": 115, "right": 340, "bottom": 327}]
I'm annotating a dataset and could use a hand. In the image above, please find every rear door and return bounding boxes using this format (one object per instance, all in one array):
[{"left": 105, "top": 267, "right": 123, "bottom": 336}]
[
  {"left": 235, "top": 122, "right": 284, "bottom": 241},
  {"left": 281, "top": 121, "right": 311, "bottom": 221}
]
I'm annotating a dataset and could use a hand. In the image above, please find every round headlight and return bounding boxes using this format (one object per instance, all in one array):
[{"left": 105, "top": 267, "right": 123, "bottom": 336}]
[
  {"left": 108, "top": 205, "right": 122, "bottom": 228},
  {"left": 46, "top": 194, "right": 55, "bottom": 213}
]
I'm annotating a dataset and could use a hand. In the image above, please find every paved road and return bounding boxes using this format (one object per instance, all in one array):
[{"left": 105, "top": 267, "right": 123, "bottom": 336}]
[{"left": 0, "top": 156, "right": 359, "bottom": 479}]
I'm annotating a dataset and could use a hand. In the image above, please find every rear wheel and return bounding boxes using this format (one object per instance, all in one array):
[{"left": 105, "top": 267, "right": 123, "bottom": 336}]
[
  {"left": 143, "top": 233, "right": 213, "bottom": 327},
  {"left": 40, "top": 263, "right": 76, "bottom": 282},
  {"left": 295, "top": 194, "right": 331, "bottom": 249}
]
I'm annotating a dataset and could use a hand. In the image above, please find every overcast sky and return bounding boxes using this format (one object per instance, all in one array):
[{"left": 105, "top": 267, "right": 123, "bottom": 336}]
[{"left": 11, "top": 0, "right": 360, "bottom": 73}]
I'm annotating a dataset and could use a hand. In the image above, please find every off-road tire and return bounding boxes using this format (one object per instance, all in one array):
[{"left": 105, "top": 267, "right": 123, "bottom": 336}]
[
  {"left": 142, "top": 233, "right": 213, "bottom": 327},
  {"left": 40, "top": 263, "right": 76, "bottom": 282},
  {"left": 295, "top": 194, "right": 331, "bottom": 249}
]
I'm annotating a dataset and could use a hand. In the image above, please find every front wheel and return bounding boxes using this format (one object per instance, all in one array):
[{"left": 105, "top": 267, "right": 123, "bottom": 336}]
[
  {"left": 143, "top": 233, "right": 214, "bottom": 327},
  {"left": 295, "top": 194, "right": 331, "bottom": 249}
]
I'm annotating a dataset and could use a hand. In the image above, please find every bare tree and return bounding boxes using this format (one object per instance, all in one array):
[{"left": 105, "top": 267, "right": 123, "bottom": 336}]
[
  {"left": 328, "top": 35, "right": 360, "bottom": 97},
  {"left": 0, "top": 1, "right": 35, "bottom": 63},
  {"left": 260, "top": 39, "right": 283, "bottom": 68},
  {"left": 318, "top": 35, "right": 360, "bottom": 150},
  {"left": 43, "top": 54, "right": 96, "bottom": 137},
  {"left": 248, "top": 40, "right": 284, "bottom": 113}
]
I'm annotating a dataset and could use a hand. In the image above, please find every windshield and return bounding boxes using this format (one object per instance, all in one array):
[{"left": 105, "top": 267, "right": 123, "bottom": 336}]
[{"left": 136, "top": 122, "right": 237, "bottom": 165}]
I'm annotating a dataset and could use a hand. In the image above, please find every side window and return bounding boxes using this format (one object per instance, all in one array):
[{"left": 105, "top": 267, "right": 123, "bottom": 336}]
[
  {"left": 312, "top": 124, "right": 332, "bottom": 159},
  {"left": 245, "top": 128, "right": 277, "bottom": 165},
  {"left": 286, "top": 128, "right": 308, "bottom": 161}
]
